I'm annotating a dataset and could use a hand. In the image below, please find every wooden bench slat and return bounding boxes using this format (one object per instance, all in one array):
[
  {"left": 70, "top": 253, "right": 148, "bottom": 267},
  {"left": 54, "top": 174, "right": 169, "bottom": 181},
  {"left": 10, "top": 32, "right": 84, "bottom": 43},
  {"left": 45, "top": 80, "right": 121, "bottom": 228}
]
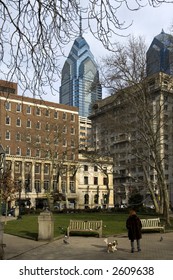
[
  {"left": 141, "top": 218, "right": 165, "bottom": 232},
  {"left": 67, "top": 220, "right": 103, "bottom": 237}
]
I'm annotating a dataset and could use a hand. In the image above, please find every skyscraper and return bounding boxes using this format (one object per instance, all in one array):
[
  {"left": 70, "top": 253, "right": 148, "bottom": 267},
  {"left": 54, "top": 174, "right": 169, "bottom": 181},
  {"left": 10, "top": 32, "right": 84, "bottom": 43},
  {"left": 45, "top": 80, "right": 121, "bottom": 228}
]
[
  {"left": 60, "top": 29, "right": 102, "bottom": 117},
  {"left": 146, "top": 29, "right": 173, "bottom": 76}
]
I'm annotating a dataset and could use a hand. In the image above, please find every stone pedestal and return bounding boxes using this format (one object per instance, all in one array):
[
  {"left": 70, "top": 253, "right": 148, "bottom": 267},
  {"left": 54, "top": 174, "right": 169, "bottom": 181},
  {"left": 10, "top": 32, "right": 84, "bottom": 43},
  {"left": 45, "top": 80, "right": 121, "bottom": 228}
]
[
  {"left": 38, "top": 209, "right": 54, "bottom": 241},
  {"left": 14, "top": 206, "right": 19, "bottom": 217}
]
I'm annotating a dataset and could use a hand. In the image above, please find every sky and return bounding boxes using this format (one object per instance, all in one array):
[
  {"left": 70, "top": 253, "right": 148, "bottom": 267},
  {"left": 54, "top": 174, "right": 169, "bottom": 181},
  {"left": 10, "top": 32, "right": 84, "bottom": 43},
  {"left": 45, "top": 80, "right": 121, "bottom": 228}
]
[{"left": 45, "top": 2, "right": 173, "bottom": 103}]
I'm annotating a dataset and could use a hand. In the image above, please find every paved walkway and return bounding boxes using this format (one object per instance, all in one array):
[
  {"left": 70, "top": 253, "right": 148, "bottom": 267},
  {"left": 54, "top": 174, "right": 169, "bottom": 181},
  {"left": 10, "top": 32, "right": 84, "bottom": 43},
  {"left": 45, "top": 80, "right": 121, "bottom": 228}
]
[
  {"left": 1, "top": 215, "right": 173, "bottom": 260},
  {"left": 2, "top": 231, "right": 173, "bottom": 260}
]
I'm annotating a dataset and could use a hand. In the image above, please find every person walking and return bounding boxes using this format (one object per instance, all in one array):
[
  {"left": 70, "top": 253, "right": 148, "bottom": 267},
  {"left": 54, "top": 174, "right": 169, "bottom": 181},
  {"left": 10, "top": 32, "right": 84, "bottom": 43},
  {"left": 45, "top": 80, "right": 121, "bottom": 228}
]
[{"left": 126, "top": 208, "right": 142, "bottom": 253}]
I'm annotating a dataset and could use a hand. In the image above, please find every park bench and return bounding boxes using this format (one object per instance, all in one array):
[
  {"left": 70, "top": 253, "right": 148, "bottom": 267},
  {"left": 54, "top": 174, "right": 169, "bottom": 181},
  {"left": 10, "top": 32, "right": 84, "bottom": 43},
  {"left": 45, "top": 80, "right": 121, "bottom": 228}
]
[
  {"left": 67, "top": 220, "right": 103, "bottom": 237},
  {"left": 141, "top": 218, "right": 165, "bottom": 232}
]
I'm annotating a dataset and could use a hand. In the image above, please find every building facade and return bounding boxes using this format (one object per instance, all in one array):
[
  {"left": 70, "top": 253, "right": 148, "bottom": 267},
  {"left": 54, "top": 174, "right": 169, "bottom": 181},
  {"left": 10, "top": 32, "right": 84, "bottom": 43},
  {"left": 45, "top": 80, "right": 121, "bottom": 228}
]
[
  {"left": 90, "top": 72, "right": 173, "bottom": 208},
  {"left": 89, "top": 31, "right": 173, "bottom": 208},
  {"left": 0, "top": 80, "right": 113, "bottom": 210},
  {"left": 59, "top": 35, "right": 102, "bottom": 117},
  {"left": 0, "top": 80, "right": 79, "bottom": 209},
  {"left": 77, "top": 153, "right": 114, "bottom": 209}
]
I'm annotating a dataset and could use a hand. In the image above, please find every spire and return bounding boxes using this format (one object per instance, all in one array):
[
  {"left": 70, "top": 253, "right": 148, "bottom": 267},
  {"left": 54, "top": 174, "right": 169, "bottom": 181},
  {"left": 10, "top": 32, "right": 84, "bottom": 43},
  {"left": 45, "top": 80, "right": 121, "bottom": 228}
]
[{"left": 79, "top": 12, "right": 82, "bottom": 37}]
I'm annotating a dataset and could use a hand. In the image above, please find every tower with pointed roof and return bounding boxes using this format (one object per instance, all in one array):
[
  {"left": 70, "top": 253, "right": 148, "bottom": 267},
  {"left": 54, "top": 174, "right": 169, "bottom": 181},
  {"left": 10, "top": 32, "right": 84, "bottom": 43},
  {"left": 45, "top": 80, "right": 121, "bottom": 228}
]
[
  {"left": 146, "top": 29, "right": 173, "bottom": 76},
  {"left": 59, "top": 19, "right": 102, "bottom": 117}
]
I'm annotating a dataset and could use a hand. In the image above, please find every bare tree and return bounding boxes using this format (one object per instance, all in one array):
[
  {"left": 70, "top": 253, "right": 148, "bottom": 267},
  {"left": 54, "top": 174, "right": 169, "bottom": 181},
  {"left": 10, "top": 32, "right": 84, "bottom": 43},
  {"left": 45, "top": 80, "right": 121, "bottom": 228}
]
[
  {"left": 0, "top": 1, "right": 172, "bottom": 97},
  {"left": 0, "top": 168, "right": 17, "bottom": 223},
  {"left": 100, "top": 36, "right": 172, "bottom": 225}
]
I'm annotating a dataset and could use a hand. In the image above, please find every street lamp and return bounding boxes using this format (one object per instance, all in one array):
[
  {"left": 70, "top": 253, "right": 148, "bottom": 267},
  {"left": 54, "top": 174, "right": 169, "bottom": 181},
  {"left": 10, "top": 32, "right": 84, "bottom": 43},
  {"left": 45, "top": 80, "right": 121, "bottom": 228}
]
[
  {"left": 0, "top": 145, "right": 5, "bottom": 216},
  {"left": 17, "top": 176, "right": 22, "bottom": 219}
]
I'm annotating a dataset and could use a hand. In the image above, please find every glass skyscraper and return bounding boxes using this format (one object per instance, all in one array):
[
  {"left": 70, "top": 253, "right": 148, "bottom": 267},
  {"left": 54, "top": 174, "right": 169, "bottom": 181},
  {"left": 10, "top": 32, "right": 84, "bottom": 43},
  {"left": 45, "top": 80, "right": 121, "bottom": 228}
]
[
  {"left": 60, "top": 35, "right": 102, "bottom": 117},
  {"left": 147, "top": 29, "right": 173, "bottom": 76}
]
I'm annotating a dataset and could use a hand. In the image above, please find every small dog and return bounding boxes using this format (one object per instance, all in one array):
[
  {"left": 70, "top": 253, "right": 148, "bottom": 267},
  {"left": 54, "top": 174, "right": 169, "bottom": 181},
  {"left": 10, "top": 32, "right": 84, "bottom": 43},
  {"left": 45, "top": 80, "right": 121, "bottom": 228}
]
[{"left": 104, "top": 238, "right": 118, "bottom": 253}]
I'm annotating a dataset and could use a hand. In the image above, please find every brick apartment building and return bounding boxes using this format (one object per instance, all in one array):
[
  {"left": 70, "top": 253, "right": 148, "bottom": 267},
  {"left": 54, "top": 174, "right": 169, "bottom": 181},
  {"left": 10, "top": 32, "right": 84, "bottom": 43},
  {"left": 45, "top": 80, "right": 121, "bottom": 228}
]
[
  {"left": 0, "top": 80, "right": 79, "bottom": 209},
  {"left": 0, "top": 80, "right": 114, "bottom": 210}
]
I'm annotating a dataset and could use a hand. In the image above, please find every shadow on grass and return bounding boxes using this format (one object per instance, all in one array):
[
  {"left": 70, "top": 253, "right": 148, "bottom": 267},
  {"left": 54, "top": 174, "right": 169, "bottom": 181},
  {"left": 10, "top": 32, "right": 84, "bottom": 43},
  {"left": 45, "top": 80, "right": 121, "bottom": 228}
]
[{"left": 15, "top": 231, "right": 38, "bottom": 240}]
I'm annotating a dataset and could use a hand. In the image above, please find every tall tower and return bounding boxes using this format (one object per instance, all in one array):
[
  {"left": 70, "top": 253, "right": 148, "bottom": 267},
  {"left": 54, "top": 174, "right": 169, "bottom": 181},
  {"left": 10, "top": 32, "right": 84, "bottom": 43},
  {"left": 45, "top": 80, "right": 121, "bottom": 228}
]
[
  {"left": 59, "top": 21, "right": 102, "bottom": 117},
  {"left": 146, "top": 29, "right": 173, "bottom": 76}
]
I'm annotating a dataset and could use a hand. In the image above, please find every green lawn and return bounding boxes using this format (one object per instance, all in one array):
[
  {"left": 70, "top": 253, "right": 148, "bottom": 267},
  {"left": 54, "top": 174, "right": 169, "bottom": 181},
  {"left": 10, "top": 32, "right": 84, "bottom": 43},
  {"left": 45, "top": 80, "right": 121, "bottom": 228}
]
[{"left": 3, "top": 212, "right": 169, "bottom": 240}]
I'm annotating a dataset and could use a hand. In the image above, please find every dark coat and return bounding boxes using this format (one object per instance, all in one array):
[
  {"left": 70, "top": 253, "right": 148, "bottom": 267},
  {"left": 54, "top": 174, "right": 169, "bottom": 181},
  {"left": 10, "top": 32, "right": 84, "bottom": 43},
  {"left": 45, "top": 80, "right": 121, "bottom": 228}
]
[{"left": 126, "top": 214, "right": 142, "bottom": 241}]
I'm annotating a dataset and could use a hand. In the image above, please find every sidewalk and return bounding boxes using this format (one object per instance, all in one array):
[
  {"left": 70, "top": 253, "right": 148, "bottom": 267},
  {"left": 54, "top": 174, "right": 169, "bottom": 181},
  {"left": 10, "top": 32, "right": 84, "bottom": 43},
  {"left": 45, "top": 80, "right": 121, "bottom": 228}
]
[
  {"left": 1, "top": 215, "right": 173, "bottom": 260},
  {"left": 2, "top": 231, "right": 173, "bottom": 260}
]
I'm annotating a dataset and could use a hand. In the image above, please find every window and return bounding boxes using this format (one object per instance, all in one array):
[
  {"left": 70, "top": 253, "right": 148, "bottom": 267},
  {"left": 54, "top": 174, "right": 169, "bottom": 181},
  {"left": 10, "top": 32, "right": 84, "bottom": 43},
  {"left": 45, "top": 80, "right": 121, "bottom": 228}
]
[
  {"left": 53, "top": 181, "right": 57, "bottom": 191},
  {"left": 45, "top": 109, "right": 50, "bottom": 117},
  {"left": 5, "top": 101, "right": 11, "bottom": 111},
  {"left": 5, "top": 116, "right": 10, "bottom": 125},
  {"left": 27, "top": 119, "right": 31, "bottom": 128},
  {"left": 36, "top": 107, "right": 41, "bottom": 116},
  {"left": 36, "top": 121, "right": 41, "bottom": 130},
  {"left": 63, "top": 112, "right": 67, "bottom": 120},
  {"left": 84, "top": 165, "right": 88, "bottom": 171},
  {"left": 5, "top": 130, "right": 10, "bottom": 140},
  {"left": 16, "top": 103, "right": 21, "bottom": 112},
  {"left": 63, "top": 139, "right": 67, "bottom": 146},
  {"left": 26, "top": 106, "right": 31, "bottom": 114},
  {"left": 26, "top": 148, "right": 31, "bottom": 156},
  {"left": 45, "top": 123, "right": 50, "bottom": 131},
  {"left": 71, "top": 127, "right": 75, "bottom": 134},
  {"left": 63, "top": 125, "right": 67, "bottom": 133},
  {"left": 71, "top": 114, "right": 75, "bottom": 121},
  {"left": 45, "top": 150, "right": 50, "bottom": 158},
  {"left": 94, "top": 177, "right": 98, "bottom": 185},
  {"left": 94, "top": 166, "right": 98, "bottom": 172},
  {"left": 26, "top": 134, "right": 31, "bottom": 143},
  {"left": 54, "top": 152, "right": 58, "bottom": 159},
  {"left": 35, "top": 164, "right": 41, "bottom": 174},
  {"left": 35, "top": 180, "right": 41, "bottom": 193},
  {"left": 44, "top": 164, "right": 49, "bottom": 174},
  {"left": 70, "top": 153, "right": 75, "bottom": 160},
  {"left": 54, "top": 111, "right": 58, "bottom": 119},
  {"left": 61, "top": 181, "right": 66, "bottom": 193},
  {"left": 16, "top": 147, "right": 21, "bottom": 156},
  {"left": 103, "top": 177, "right": 108, "bottom": 185},
  {"left": 71, "top": 140, "right": 74, "bottom": 147},
  {"left": 46, "top": 137, "right": 50, "bottom": 145},
  {"left": 14, "top": 162, "right": 21, "bottom": 173},
  {"left": 44, "top": 180, "right": 49, "bottom": 191},
  {"left": 5, "top": 146, "right": 10, "bottom": 155},
  {"left": 84, "top": 194, "right": 89, "bottom": 204},
  {"left": 36, "top": 149, "right": 40, "bottom": 158},
  {"left": 25, "top": 176, "right": 31, "bottom": 193},
  {"left": 36, "top": 135, "right": 41, "bottom": 144},
  {"left": 70, "top": 177, "right": 75, "bottom": 193},
  {"left": 16, "top": 132, "right": 21, "bottom": 141},
  {"left": 16, "top": 117, "right": 21, "bottom": 127},
  {"left": 84, "top": 176, "right": 88, "bottom": 184},
  {"left": 54, "top": 125, "right": 58, "bottom": 132}
]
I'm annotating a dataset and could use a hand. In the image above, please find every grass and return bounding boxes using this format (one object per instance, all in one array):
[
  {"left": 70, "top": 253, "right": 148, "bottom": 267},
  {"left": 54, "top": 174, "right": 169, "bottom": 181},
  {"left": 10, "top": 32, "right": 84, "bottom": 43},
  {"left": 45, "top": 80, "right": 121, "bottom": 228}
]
[{"left": 3, "top": 211, "right": 171, "bottom": 240}]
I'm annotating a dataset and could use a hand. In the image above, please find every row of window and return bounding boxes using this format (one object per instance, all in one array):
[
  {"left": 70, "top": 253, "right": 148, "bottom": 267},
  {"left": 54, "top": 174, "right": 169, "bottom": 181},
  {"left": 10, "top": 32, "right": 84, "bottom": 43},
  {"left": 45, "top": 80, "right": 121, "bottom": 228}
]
[
  {"left": 18, "top": 180, "right": 76, "bottom": 194},
  {"left": 83, "top": 165, "right": 107, "bottom": 172},
  {"left": 5, "top": 102, "right": 76, "bottom": 121},
  {"left": 5, "top": 118, "right": 76, "bottom": 133},
  {"left": 84, "top": 176, "right": 108, "bottom": 185},
  {"left": 5, "top": 146, "right": 76, "bottom": 160},
  {"left": 5, "top": 132, "right": 76, "bottom": 145}
]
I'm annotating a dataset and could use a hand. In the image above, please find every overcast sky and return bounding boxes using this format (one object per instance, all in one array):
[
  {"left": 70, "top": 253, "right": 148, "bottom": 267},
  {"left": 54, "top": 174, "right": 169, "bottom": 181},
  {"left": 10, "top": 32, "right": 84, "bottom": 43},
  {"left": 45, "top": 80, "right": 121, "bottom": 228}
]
[{"left": 46, "top": 2, "right": 173, "bottom": 102}]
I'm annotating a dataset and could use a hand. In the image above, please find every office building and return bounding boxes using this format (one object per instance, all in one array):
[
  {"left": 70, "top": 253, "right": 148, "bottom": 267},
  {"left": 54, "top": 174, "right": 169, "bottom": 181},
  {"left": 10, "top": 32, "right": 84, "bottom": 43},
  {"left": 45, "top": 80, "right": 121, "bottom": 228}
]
[{"left": 60, "top": 33, "right": 102, "bottom": 117}]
